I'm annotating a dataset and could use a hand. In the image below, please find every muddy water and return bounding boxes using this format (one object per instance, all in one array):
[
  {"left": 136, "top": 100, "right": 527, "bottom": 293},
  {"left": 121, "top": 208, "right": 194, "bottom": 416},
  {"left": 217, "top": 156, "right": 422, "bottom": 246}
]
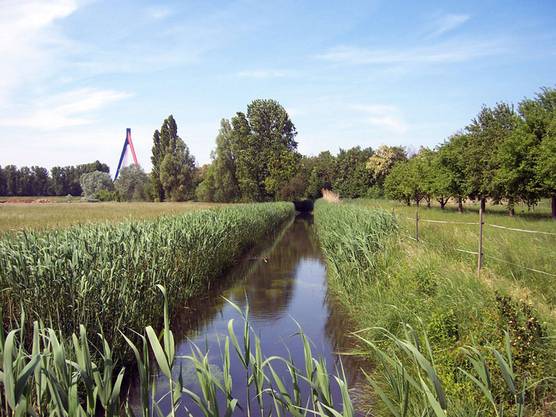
[{"left": 130, "top": 213, "right": 370, "bottom": 415}]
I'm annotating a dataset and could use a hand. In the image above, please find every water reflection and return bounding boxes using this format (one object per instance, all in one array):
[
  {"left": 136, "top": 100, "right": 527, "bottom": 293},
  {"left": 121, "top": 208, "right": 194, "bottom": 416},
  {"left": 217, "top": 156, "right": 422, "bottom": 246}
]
[{"left": 130, "top": 214, "right": 370, "bottom": 415}]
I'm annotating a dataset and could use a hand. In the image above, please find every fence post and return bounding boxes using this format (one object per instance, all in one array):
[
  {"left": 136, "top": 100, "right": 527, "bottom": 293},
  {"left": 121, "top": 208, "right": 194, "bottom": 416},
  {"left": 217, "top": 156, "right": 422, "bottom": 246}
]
[
  {"left": 477, "top": 204, "right": 484, "bottom": 275},
  {"left": 415, "top": 206, "right": 420, "bottom": 242}
]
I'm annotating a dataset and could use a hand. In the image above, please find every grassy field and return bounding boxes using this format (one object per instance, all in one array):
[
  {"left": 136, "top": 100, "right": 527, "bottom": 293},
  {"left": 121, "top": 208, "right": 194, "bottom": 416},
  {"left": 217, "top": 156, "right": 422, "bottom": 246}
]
[
  {"left": 314, "top": 199, "right": 555, "bottom": 416},
  {"left": 356, "top": 198, "right": 556, "bottom": 311},
  {"left": 0, "top": 200, "right": 222, "bottom": 233}
]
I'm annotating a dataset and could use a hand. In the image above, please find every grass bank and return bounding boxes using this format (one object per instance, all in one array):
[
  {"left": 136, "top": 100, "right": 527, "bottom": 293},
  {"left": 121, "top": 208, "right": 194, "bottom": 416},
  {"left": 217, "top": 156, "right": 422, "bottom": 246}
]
[
  {"left": 0, "top": 202, "right": 293, "bottom": 361},
  {"left": 314, "top": 200, "right": 555, "bottom": 416},
  {"left": 0, "top": 200, "right": 222, "bottom": 234}
]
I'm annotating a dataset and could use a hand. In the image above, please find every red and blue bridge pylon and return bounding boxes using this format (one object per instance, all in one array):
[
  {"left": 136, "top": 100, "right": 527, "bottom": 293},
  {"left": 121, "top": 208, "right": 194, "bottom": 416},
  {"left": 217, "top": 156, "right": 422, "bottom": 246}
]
[{"left": 114, "top": 128, "right": 139, "bottom": 180}]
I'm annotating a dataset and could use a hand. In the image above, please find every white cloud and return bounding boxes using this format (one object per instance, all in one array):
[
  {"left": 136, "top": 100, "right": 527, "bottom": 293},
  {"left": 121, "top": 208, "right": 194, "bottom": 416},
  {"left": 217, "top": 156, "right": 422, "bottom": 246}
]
[
  {"left": 315, "top": 40, "right": 505, "bottom": 66},
  {"left": 0, "top": 88, "right": 131, "bottom": 129},
  {"left": 236, "top": 69, "right": 294, "bottom": 79},
  {"left": 351, "top": 104, "right": 408, "bottom": 134},
  {"left": 146, "top": 6, "right": 171, "bottom": 20},
  {"left": 425, "top": 13, "right": 470, "bottom": 38},
  {"left": 0, "top": 0, "right": 79, "bottom": 106}
]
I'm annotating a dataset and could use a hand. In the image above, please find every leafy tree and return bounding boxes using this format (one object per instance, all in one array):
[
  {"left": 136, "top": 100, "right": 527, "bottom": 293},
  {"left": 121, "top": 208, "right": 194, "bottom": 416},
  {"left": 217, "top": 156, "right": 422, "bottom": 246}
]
[
  {"left": 114, "top": 165, "right": 150, "bottom": 201},
  {"left": 366, "top": 145, "right": 407, "bottom": 193},
  {"left": 437, "top": 134, "right": 469, "bottom": 212},
  {"left": 537, "top": 135, "right": 556, "bottom": 218},
  {"left": 306, "top": 151, "right": 337, "bottom": 199},
  {"left": 333, "top": 147, "right": 374, "bottom": 198},
  {"left": 494, "top": 120, "right": 540, "bottom": 215},
  {"left": 211, "top": 119, "right": 240, "bottom": 202},
  {"left": 463, "top": 103, "right": 518, "bottom": 210},
  {"left": 31, "top": 166, "right": 50, "bottom": 196},
  {"left": 228, "top": 100, "right": 298, "bottom": 201},
  {"left": 150, "top": 130, "right": 164, "bottom": 201},
  {"left": 0, "top": 166, "right": 6, "bottom": 196},
  {"left": 150, "top": 115, "right": 196, "bottom": 201},
  {"left": 80, "top": 171, "right": 114, "bottom": 199},
  {"left": 519, "top": 87, "right": 556, "bottom": 218},
  {"left": 384, "top": 161, "right": 412, "bottom": 205},
  {"left": 3, "top": 165, "right": 18, "bottom": 196}
]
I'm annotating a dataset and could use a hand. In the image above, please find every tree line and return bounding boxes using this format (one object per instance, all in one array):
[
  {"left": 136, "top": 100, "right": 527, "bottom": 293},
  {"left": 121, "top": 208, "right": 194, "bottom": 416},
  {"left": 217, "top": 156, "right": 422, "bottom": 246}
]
[
  {"left": 0, "top": 161, "right": 109, "bottom": 197},
  {"left": 1, "top": 88, "right": 554, "bottom": 217},
  {"left": 383, "top": 87, "right": 556, "bottom": 217}
]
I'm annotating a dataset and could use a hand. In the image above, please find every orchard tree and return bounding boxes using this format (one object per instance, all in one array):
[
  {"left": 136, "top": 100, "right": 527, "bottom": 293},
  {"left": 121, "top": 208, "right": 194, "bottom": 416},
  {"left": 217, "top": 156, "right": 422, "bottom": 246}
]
[
  {"left": 437, "top": 133, "right": 469, "bottom": 212},
  {"left": 463, "top": 103, "right": 518, "bottom": 211},
  {"left": 519, "top": 87, "right": 556, "bottom": 218}
]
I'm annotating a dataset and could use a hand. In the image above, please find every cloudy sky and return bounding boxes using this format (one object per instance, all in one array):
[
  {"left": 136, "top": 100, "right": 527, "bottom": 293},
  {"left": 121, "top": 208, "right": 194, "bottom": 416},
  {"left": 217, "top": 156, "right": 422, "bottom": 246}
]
[{"left": 1, "top": 0, "right": 555, "bottom": 172}]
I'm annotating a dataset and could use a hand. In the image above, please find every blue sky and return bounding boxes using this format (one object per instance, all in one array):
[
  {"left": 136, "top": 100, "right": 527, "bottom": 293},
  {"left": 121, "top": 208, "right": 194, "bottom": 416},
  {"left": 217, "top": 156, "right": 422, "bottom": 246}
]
[{"left": 1, "top": 0, "right": 555, "bottom": 172}]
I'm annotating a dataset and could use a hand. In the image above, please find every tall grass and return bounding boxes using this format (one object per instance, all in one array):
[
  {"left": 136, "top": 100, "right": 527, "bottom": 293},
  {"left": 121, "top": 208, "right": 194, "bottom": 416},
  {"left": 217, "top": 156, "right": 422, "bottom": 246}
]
[
  {"left": 313, "top": 200, "right": 555, "bottom": 415},
  {"left": 0, "top": 202, "right": 293, "bottom": 360},
  {"left": 1, "top": 285, "right": 549, "bottom": 417},
  {"left": 0, "top": 286, "right": 354, "bottom": 417}
]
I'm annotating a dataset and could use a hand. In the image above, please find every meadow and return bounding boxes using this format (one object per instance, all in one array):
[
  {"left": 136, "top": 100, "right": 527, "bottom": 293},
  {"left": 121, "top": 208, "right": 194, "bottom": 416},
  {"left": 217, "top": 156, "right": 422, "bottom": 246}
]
[
  {"left": 0, "top": 199, "right": 222, "bottom": 234},
  {"left": 314, "top": 199, "right": 555, "bottom": 416}
]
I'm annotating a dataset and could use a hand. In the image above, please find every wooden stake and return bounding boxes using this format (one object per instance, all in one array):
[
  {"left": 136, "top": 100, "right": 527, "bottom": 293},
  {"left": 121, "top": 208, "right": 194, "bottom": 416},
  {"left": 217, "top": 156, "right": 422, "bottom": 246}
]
[
  {"left": 415, "top": 206, "right": 420, "bottom": 242},
  {"left": 477, "top": 203, "right": 484, "bottom": 275}
]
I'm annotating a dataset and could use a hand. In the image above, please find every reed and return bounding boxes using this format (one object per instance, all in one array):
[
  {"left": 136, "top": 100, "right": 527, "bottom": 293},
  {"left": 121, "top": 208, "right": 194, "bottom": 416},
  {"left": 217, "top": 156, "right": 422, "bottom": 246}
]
[
  {"left": 0, "top": 202, "right": 293, "bottom": 360},
  {"left": 0, "top": 286, "right": 355, "bottom": 417}
]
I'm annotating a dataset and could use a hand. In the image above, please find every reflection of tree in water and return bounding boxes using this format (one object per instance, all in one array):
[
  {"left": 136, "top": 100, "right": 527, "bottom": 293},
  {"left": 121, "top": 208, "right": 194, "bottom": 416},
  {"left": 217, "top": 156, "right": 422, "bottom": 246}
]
[{"left": 229, "top": 214, "right": 321, "bottom": 319}]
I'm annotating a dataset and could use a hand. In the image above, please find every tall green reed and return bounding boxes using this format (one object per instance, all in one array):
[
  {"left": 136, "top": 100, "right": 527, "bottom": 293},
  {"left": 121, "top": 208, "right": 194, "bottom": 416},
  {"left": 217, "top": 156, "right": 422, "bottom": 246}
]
[{"left": 0, "top": 203, "right": 293, "bottom": 361}]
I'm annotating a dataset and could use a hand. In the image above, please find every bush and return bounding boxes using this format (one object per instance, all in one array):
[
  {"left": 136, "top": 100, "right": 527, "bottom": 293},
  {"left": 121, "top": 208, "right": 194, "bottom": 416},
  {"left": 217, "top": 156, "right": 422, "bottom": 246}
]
[{"left": 80, "top": 171, "right": 114, "bottom": 199}]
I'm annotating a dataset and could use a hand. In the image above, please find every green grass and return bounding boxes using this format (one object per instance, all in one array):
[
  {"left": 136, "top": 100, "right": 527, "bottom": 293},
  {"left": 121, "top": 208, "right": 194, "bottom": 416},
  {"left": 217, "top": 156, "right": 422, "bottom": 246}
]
[
  {"left": 0, "top": 202, "right": 294, "bottom": 362},
  {"left": 313, "top": 199, "right": 555, "bottom": 416},
  {"left": 0, "top": 200, "right": 223, "bottom": 234}
]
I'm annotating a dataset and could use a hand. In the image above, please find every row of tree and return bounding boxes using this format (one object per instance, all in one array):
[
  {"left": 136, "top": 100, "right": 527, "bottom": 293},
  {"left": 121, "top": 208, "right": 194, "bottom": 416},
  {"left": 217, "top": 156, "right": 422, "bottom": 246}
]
[
  {"left": 0, "top": 161, "right": 109, "bottom": 197},
  {"left": 383, "top": 88, "right": 556, "bottom": 217}
]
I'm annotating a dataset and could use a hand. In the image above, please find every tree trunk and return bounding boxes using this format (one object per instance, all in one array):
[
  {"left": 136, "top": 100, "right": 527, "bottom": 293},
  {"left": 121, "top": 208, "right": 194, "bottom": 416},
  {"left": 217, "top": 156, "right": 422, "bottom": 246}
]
[
  {"left": 426, "top": 196, "right": 431, "bottom": 208},
  {"left": 508, "top": 197, "right": 515, "bottom": 217},
  {"left": 552, "top": 194, "right": 556, "bottom": 219},
  {"left": 457, "top": 196, "right": 464, "bottom": 213},
  {"left": 406, "top": 197, "right": 411, "bottom": 206},
  {"left": 480, "top": 197, "right": 486, "bottom": 213}
]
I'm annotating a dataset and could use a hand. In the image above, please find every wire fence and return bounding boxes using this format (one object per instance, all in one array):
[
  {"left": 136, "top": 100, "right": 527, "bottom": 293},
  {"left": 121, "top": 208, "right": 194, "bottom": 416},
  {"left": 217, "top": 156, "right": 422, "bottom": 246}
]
[{"left": 397, "top": 208, "right": 555, "bottom": 278}]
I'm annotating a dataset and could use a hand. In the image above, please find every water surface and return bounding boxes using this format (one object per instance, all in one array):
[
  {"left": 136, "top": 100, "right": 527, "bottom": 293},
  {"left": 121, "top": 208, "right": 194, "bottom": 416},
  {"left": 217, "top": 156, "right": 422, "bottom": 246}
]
[{"left": 131, "top": 214, "right": 369, "bottom": 415}]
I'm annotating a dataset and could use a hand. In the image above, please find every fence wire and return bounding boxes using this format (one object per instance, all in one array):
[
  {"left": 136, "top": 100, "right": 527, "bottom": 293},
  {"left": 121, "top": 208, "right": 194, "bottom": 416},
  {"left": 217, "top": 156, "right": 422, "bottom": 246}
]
[{"left": 396, "top": 212, "right": 555, "bottom": 278}]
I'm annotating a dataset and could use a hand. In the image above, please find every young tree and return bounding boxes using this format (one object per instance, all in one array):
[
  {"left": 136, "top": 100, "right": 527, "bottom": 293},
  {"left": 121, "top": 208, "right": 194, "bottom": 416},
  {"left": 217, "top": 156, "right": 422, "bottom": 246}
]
[
  {"left": 80, "top": 171, "right": 114, "bottom": 199},
  {"left": 114, "top": 165, "right": 150, "bottom": 201}
]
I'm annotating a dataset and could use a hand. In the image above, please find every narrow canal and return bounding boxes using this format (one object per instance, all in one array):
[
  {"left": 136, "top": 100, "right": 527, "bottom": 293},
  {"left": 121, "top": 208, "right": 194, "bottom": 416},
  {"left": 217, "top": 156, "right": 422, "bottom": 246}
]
[{"left": 130, "top": 213, "right": 369, "bottom": 415}]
